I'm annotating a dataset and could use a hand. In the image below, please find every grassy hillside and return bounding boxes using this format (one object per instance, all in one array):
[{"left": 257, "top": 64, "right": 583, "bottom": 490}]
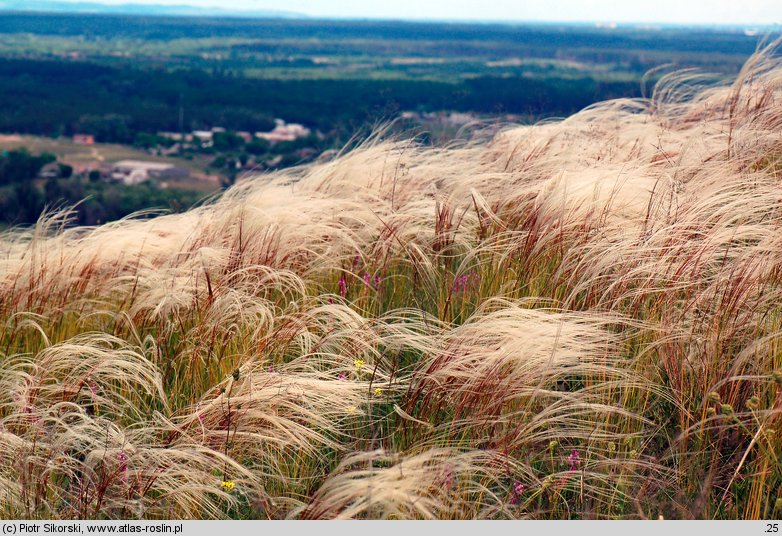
[{"left": 1, "top": 45, "right": 782, "bottom": 520}]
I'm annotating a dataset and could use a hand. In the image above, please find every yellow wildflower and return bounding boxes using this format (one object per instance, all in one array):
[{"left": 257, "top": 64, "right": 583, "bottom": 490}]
[
  {"left": 374, "top": 387, "right": 383, "bottom": 396},
  {"left": 221, "top": 480, "right": 235, "bottom": 492},
  {"left": 347, "top": 405, "right": 359, "bottom": 414},
  {"left": 354, "top": 359, "right": 366, "bottom": 370}
]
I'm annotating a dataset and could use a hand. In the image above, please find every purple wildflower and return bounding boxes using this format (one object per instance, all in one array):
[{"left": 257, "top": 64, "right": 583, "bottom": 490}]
[
  {"left": 338, "top": 276, "right": 347, "bottom": 298},
  {"left": 453, "top": 275, "right": 467, "bottom": 293},
  {"left": 117, "top": 451, "right": 129, "bottom": 484},
  {"left": 568, "top": 449, "right": 581, "bottom": 471},
  {"left": 363, "top": 272, "right": 371, "bottom": 287},
  {"left": 23, "top": 403, "right": 40, "bottom": 424},
  {"left": 442, "top": 464, "right": 455, "bottom": 490},
  {"left": 511, "top": 480, "right": 526, "bottom": 505},
  {"left": 374, "top": 275, "right": 381, "bottom": 289},
  {"left": 452, "top": 271, "right": 479, "bottom": 294},
  {"left": 338, "top": 373, "right": 347, "bottom": 381}
]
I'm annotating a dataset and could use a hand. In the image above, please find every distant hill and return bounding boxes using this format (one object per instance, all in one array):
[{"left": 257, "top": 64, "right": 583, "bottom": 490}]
[{"left": 0, "top": 1, "right": 303, "bottom": 18}]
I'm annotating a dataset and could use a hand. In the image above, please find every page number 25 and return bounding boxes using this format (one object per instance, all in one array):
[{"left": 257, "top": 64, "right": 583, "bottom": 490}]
[{"left": 767, "top": 524, "right": 779, "bottom": 533}]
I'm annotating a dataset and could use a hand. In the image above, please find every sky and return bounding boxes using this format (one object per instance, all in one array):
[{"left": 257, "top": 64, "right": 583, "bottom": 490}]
[{"left": 55, "top": 0, "right": 782, "bottom": 25}]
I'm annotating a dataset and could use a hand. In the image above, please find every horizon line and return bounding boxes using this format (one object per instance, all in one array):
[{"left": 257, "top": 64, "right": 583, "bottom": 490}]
[{"left": 0, "top": 8, "right": 781, "bottom": 28}]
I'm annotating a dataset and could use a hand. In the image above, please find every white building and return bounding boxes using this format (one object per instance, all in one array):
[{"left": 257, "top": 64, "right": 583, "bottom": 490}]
[
  {"left": 111, "top": 160, "right": 189, "bottom": 186},
  {"left": 255, "top": 120, "right": 311, "bottom": 143},
  {"left": 192, "top": 131, "right": 214, "bottom": 143}
]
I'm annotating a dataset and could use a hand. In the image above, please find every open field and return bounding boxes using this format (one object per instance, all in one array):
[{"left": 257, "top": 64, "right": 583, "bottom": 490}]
[
  {"left": 1, "top": 44, "right": 782, "bottom": 519},
  {"left": 0, "top": 15, "right": 764, "bottom": 78}
]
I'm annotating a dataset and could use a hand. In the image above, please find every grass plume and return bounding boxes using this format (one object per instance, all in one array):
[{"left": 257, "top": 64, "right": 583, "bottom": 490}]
[{"left": 3, "top": 44, "right": 782, "bottom": 519}]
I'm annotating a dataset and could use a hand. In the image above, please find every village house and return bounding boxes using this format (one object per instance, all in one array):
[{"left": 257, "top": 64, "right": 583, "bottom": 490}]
[
  {"left": 38, "top": 162, "right": 62, "bottom": 180},
  {"left": 72, "top": 134, "right": 95, "bottom": 145},
  {"left": 111, "top": 160, "right": 189, "bottom": 186},
  {"left": 158, "top": 132, "right": 191, "bottom": 142},
  {"left": 192, "top": 131, "right": 214, "bottom": 143},
  {"left": 255, "top": 119, "right": 311, "bottom": 143}
]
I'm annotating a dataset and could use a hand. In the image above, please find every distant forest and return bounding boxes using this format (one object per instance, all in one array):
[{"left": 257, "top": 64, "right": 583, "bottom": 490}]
[
  {"left": 0, "top": 14, "right": 763, "bottom": 55},
  {"left": 0, "top": 57, "right": 640, "bottom": 143},
  {"left": 0, "top": 13, "right": 769, "bottom": 227},
  {"left": 0, "top": 14, "right": 764, "bottom": 144}
]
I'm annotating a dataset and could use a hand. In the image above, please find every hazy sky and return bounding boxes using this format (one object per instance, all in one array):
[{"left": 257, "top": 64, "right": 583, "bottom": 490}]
[{"left": 58, "top": 0, "right": 782, "bottom": 25}]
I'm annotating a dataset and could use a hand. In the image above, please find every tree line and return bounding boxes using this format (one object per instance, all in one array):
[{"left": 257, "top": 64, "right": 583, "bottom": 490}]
[{"left": 0, "top": 58, "right": 641, "bottom": 144}]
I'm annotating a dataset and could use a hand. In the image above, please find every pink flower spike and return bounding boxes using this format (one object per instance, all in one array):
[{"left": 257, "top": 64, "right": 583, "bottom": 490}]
[
  {"left": 442, "top": 465, "right": 454, "bottom": 490},
  {"left": 568, "top": 449, "right": 581, "bottom": 471},
  {"left": 88, "top": 381, "right": 99, "bottom": 404},
  {"left": 338, "top": 276, "right": 347, "bottom": 297},
  {"left": 117, "top": 451, "right": 129, "bottom": 484},
  {"left": 510, "top": 480, "right": 526, "bottom": 505}
]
